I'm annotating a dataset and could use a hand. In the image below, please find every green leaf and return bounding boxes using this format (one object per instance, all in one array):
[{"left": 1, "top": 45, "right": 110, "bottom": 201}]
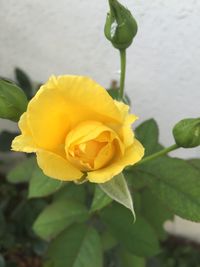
[
  {"left": 135, "top": 119, "right": 159, "bottom": 156},
  {"left": 188, "top": 159, "right": 200, "bottom": 171},
  {"left": 0, "top": 131, "right": 17, "bottom": 152},
  {"left": 7, "top": 157, "right": 36, "bottom": 183},
  {"left": 0, "top": 77, "right": 15, "bottom": 83},
  {"left": 90, "top": 185, "right": 112, "bottom": 212},
  {"left": 99, "top": 173, "right": 135, "bottom": 218},
  {"left": 0, "top": 233, "right": 15, "bottom": 250},
  {"left": 137, "top": 157, "right": 200, "bottom": 221},
  {"left": 28, "top": 167, "right": 62, "bottom": 198},
  {"left": 15, "top": 67, "right": 33, "bottom": 99},
  {"left": 7, "top": 157, "right": 61, "bottom": 197},
  {"left": 100, "top": 203, "right": 160, "bottom": 257},
  {"left": 120, "top": 250, "right": 145, "bottom": 267},
  {"left": 33, "top": 200, "right": 89, "bottom": 240},
  {"left": 0, "top": 79, "right": 28, "bottom": 121},
  {"left": 140, "top": 189, "right": 173, "bottom": 240},
  {"left": 101, "top": 231, "right": 118, "bottom": 251},
  {"left": 43, "top": 262, "right": 54, "bottom": 267},
  {"left": 54, "top": 183, "right": 86, "bottom": 203},
  {"left": 10, "top": 198, "right": 46, "bottom": 236},
  {"left": 125, "top": 170, "right": 148, "bottom": 190},
  {"left": 46, "top": 224, "right": 103, "bottom": 267}
]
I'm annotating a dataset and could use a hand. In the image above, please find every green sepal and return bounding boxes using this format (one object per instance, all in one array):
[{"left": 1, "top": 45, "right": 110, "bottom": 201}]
[{"left": 0, "top": 79, "right": 28, "bottom": 121}]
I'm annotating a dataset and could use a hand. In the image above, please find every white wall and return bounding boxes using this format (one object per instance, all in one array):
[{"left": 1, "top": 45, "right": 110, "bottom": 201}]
[{"left": 0, "top": 0, "right": 200, "bottom": 241}]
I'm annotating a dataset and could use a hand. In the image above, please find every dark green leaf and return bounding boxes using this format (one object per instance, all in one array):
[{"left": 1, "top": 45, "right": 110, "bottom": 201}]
[
  {"left": 188, "top": 159, "right": 200, "bottom": 171},
  {"left": 7, "top": 156, "right": 61, "bottom": 197},
  {"left": 100, "top": 203, "right": 160, "bottom": 257},
  {"left": 46, "top": 224, "right": 103, "bottom": 267},
  {"left": 90, "top": 185, "right": 112, "bottom": 212},
  {"left": 15, "top": 67, "right": 33, "bottom": 99},
  {"left": 0, "top": 77, "right": 15, "bottom": 84},
  {"left": 101, "top": 231, "right": 118, "bottom": 251},
  {"left": 0, "top": 233, "right": 15, "bottom": 250},
  {"left": 125, "top": 170, "right": 148, "bottom": 190},
  {"left": 43, "top": 262, "right": 54, "bottom": 267},
  {"left": 28, "top": 167, "right": 62, "bottom": 198},
  {"left": 53, "top": 183, "right": 86, "bottom": 203},
  {"left": 0, "top": 131, "right": 17, "bottom": 152},
  {"left": 140, "top": 189, "right": 173, "bottom": 240},
  {"left": 120, "top": 250, "right": 145, "bottom": 267},
  {"left": 33, "top": 200, "right": 89, "bottom": 240},
  {"left": 99, "top": 173, "right": 135, "bottom": 218},
  {"left": 10, "top": 198, "right": 46, "bottom": 238},
  {"left": 135, "top": 119, "right": 159, "bottom": 156},
  {"left": 137, "top": 157, "right": 200, "bottom": 221},
  {"left": 7, "top": 157, "right": 36, "bottom": 184}
]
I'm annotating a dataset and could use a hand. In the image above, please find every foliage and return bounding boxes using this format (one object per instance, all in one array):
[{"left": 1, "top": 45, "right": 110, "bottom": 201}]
[{"left": 0, "top": 172, "right": 48, "bottom": 267}]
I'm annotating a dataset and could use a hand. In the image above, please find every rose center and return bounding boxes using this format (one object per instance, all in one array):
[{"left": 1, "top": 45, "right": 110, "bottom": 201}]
[{"left": 65, "top": 121, "right": 123, "bottom": 171}]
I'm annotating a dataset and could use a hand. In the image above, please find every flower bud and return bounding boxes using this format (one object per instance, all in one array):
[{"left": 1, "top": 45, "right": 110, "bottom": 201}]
[
  {"left": 173, "top": 118, "right": 200, "bottom": 148},
  {"left": 0, "top": 80, "right": 28, "bottom": 122},
  {"left": 104, "top": 0, "right": 138, "bottom": 50}
]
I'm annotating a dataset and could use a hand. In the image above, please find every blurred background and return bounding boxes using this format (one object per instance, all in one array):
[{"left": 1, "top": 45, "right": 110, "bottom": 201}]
[{"left": 0, "top": 0, "right": 200, "bottom": 247}]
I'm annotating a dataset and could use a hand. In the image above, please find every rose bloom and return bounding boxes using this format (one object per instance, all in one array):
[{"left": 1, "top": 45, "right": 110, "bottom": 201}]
[{"left": 12, "top": 76, "right": 144, "bottom": 183}]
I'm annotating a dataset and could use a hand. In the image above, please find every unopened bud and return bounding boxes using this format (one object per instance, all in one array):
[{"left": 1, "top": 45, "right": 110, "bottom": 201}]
[
  {"left": 173, "top": 118, "right": 200, "bottom": 148},
  {"left": 104, "top": 0, "right": 138, "bottom": 50}
]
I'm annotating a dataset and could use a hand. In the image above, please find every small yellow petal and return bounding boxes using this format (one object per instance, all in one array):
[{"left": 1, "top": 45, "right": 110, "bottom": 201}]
[
  {"left": 11, "top": 113, "right": 37, "bottom": 153},
  {"left": 18, "top": 112, "right": 32, "bottom": 135},
  {"left": 94, "top": 142, "right": 115, "bottom": 169},
  {"left": 113, "top": 100, "right": 138, "bottom": 148},
  {"left": 12, "top": 135, "right": 37, "bottom": 153},
  {"left": 36, "top": 150, "right": 83, "bottom": 181},
  {"left": 65, "top": 121, "right": 107, "bottom": 147},
  {"left": 87, "top": 139, "right": 144, "bottom": 183}
]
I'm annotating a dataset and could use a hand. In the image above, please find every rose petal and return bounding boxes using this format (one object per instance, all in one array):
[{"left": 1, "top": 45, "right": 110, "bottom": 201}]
[
  {"left": 36, "top": 150, "right": 83, "bottom": 181},
  {"left": 27, "top": 76, "right": 122, "bottom": 150},
  {"left": 87, "top": 139, "right": 144, "bottom": 183},
  {"left": 11, "top": 113, "right": 37, "bottom": 152}
]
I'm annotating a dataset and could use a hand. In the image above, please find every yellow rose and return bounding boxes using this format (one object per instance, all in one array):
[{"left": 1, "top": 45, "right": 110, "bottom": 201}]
[{"left": 12, "top": 75, "right": 144, "bottom": 183}]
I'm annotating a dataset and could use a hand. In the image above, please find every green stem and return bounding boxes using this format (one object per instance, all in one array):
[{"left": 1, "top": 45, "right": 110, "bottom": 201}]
[
  {"left": 136, "top": 144, "right": 179, "bottom": 166},
  {"left": 119, "top": 49, "right": 126, "bottom": 100}
]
